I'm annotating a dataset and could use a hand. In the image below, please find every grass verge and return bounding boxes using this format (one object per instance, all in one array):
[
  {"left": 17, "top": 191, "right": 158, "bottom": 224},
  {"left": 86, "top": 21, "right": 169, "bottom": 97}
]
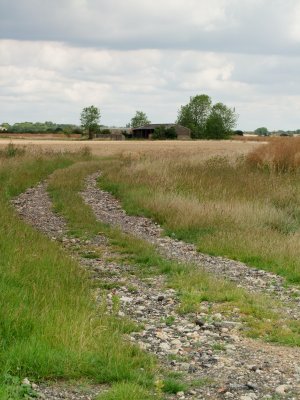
[
  {"left": 0, "top": 150, "right": 157, "bottom": 398},
  {"left": 47, "top": 160, "right": 300, "bottom": 350}
]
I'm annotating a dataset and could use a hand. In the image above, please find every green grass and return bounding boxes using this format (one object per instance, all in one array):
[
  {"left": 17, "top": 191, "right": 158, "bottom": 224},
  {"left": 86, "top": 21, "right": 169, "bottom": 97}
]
[
  {"left": 0, "top": 374, "right": 38, "bottom": 399},
  {"left": 96, "top": 382, "right": 157, "bottom": 400},
  {"left": 0, "top": 150, "right": 157, "bottom": 398},
  {"left": 47, "top": 160, "right": 300, "bottom": 347},
  {"left": 162, "top": 378, "right": 187, "bottom": 394}
]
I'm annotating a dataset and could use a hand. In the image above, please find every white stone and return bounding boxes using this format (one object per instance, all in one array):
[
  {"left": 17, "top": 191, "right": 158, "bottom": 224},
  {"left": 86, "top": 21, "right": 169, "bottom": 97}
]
[
  {"left": 160, "top": 342, "right": 170, "bottom": 351},
  {"left": 275, "top": 385, "right": 289, "bottom": 395},
  {"left": 121, "top": 296, "right": 133, "bottom": 303},
  {"left": 22, "top": 378, "right": 30, "bottom": 385},
  {"left": 156, "top": 331, "right": 169, "bottom": 340}
]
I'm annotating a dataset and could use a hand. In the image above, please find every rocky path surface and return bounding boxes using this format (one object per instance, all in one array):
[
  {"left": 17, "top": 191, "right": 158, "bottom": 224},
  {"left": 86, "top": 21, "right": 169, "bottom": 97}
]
[
  {"left": 82, "top": 173, "right": 300, "bottom": 320},
  {"left": 12, "top": 175, "right": 300, "bottom": 400}
]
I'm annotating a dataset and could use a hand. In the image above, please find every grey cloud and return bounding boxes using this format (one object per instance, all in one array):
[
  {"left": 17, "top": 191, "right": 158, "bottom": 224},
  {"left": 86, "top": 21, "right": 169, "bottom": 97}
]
[
  {"left": 0, "top": 0, "right": 299, "bottom": 55},
  {"left": 1, "top": 39, "right": 300, "bottom": 130},
  {"left": 1, "top": 1, "right": 300, "bottom": 130}
]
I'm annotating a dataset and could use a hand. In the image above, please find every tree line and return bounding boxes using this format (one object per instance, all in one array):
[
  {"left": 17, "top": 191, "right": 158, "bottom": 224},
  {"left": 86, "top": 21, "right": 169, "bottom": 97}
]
[
  {"left": 254, "top": 127, "right": 300, "bottom": 136},
  {"left": 0, "top": 121, "right": 82, "bottom": 135},
  {"left": 80, "top": 94, "right": 238, "bottom": 140},
  {"left": 1, "top": 94, "right": 238, "bottom": 139}
]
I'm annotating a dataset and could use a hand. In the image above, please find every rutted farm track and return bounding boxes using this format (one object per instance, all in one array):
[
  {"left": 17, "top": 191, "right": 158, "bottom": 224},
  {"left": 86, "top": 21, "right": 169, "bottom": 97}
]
[{"left": 12, "top": 172, "right": 300, "bottom": 400}]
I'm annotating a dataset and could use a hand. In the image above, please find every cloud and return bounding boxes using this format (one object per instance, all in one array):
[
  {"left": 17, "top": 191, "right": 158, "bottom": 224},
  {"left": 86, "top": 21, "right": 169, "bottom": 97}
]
[
  {"left": 1, "top": 1, "right": 300, "bottom": 129},
  {"left": 0, "top": 0, "right": 298, "bottom": 54}
]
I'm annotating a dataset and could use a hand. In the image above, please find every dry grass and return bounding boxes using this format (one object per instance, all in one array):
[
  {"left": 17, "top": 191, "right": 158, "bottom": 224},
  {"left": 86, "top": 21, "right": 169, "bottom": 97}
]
[
  {"left": 47, "top": 160, "right": 300, "bottom": 346},
  {"left": 0, "top": 138, "right": 262, "bottom": 160},
  {"left": 97, "top": 140, "right": 300, "bottom": 282},
  {"left": 247, "top": 137, "right": 300, "bottom": 172}
]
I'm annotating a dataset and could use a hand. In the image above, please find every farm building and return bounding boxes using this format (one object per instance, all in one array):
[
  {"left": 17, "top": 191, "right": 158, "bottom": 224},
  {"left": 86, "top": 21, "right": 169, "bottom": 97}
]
[
  {"left": 95, "top": 128, "right": 128, "bottom": 140},
  {"left": 132, "top": 124, "right": 191, "bottom": 139}
]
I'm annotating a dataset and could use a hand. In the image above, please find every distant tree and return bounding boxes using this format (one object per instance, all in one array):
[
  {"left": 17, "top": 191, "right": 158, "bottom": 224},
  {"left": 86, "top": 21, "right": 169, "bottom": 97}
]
[
  {"left": 80, "top": 105, "right": 101, "bottom": 140},
  {"left": 177, "top": 94, "right": 237, "bottom": 139},
  {"left": 72, "top": 127, "right": 83, "bottom": 135},
  {"left": 255, "top": 127, "right": 269, "bottom": 136},
  {"left": 1, "top": 123, "right": 11, "bottom": 131},
  {"left": 165, "top": 126, "right": 177, "bottom": 139},
  {"left": 205, "top": 102, "right": 237, "bottom": 139},
  {"left": 177, "top": 94, "right": 212, "bottom": 138},
  {"left": 100, "top": 128, "right": 111, "bottom": 135},
  {"left": 130, "top": 111, "right": 150, "bottom": 128},
  {"left": 152, "top": 125, "right": 177, "bottom": 140}
]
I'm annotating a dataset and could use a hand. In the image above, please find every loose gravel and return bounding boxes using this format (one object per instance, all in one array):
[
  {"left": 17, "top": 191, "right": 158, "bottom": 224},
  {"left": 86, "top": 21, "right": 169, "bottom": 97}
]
[{"left": 11, "top": 173, "right": 300, "bottom": 400}]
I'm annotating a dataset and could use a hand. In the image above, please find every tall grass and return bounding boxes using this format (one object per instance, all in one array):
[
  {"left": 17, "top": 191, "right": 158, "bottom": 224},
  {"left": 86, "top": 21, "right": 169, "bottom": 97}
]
[
  {"left": 0, "top": 150, "right": 157, "bottom": 398},
  {"left": 98, "top": 140, "right": 300, "bottom": 283},
  {"left": 247, "top": 137, "right": 300, "bottom": 172},
  {"left": 47, "top": 160, "right": 300, "bottom": 347}
]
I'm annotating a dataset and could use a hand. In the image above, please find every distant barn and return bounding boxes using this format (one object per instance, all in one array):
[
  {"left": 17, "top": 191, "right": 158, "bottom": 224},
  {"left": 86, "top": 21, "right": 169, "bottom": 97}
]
[{"left": 132, "top": 124, "right": 191, "bottom": 140}]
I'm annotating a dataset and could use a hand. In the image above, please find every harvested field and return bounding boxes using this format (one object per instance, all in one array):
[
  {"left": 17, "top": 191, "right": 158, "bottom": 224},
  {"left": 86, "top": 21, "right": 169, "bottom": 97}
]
[{"left": 0, "top": 138, "right": 263, "bottom": 159}]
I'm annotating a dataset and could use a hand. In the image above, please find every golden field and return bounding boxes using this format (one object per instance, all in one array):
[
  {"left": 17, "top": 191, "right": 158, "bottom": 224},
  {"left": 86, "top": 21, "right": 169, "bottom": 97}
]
[{"left": 0, "top": 138, "right": 262, "bottom": 159}]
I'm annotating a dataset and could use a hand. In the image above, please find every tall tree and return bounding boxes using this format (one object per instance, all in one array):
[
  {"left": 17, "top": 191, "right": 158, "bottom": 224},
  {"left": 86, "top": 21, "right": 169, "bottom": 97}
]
[
  {"left": 255, "top": 127, "right": 269, "bottom": 136},
  {"left": 176, "top": 94, "right": 212, "bottom": 138},
  {"left": 80, "top": 105, "right": 101, "bottom": 139},
  {"left": 206, "top": 102, "right": 237, "bottom": 139},
  {"left": 130, "top": 111, "right": 150, "bottom": 128},
  {"left": 177, "top": 94, "right": 237, "bottom": 139}
]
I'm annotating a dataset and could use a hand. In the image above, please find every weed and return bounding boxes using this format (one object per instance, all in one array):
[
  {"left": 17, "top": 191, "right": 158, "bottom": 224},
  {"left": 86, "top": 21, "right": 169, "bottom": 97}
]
[
  {"left": 0, "top": 374, "right": 38, "bottom": 399},
  {"left": 0, "top": 143, "right": 25, "bottom": 158},
  {"left": 80, "top": 251, "right": 100, "bottom": 259},
  {"left": 212, "top": 343, "right": 226, "bottom": 351},
  {"left": 96, "top": 382, "right": 156, "bottom": 400},
  {"left": 163, "top": 316, "right": 176, "bottom": 326},
  {"left": 112, "top": 294, "right": 121, "bottom": 314},
  {"left": 162, "top": 378, "right": 187, "bottom": 394}
]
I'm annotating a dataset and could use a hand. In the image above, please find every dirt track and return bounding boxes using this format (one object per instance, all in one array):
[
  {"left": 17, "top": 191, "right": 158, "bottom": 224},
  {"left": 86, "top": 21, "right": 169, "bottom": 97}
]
[{"left": 11, "top": 170, "right": 300, "bottom": 400}]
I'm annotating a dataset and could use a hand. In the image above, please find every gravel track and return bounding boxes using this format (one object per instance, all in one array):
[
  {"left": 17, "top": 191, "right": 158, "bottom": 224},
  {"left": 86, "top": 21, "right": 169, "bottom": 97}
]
[{"left": 11, "top": 174, "right": 300, "bottom": 400}]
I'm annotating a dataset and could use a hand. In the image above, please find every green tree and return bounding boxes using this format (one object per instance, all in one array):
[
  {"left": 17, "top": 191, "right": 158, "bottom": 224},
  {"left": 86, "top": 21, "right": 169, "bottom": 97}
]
[
  {"left": 130, "top": 111, "right": 150, "bottom": 128},
  {"left": 152, "top": 125, "right": 177, "bottom": 140},
  {"left": 80, "top": 105, "right": 101, "bottom": 140},
  {"left": 177, "top": 94, "right": 237, "bottom": 139},
  {"left": 255, "top": 127, "right": 269, "bottom": 136},
  {"left": 176, "top": 94, "right": 212, "bottom": 138},
  {"left": 206, "top": 102, "right": 237, "bottom": 139}
]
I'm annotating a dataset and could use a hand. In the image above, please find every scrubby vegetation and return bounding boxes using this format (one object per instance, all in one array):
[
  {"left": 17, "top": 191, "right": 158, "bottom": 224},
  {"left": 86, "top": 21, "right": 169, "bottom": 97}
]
[
  {"left": 98, "top": 138, "right": 300, "bottom": 282},
  {"left": 247, "top": 136, "right": 300, "bottom": 172},
  {"left": 1, "top": 139, "right": 299, "bottom": 398},
  {"left": 47, "top": 160, "right": 300, "bottom": 347}
]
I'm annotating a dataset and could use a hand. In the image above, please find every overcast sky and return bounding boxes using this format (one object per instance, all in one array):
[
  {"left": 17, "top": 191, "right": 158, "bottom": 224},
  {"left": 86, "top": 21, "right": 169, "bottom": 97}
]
[{"left": 1, "top": 0, "right": 300, "bottom": 130}]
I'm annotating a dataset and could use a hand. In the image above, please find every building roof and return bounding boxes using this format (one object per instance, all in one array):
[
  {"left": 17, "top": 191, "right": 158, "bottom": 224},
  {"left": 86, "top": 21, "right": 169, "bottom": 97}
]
[{"left": 132, "top": 123, "right": 183, "bottom": 130}]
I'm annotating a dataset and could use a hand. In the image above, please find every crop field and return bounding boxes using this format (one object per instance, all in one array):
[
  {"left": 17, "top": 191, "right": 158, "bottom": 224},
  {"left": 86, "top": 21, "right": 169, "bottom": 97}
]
[
  {"left": 0, "top": 138, "right": 262, "bottom": 159},
  {"left": 0, "top": 138, "right": 299, "bottom": 399}
]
